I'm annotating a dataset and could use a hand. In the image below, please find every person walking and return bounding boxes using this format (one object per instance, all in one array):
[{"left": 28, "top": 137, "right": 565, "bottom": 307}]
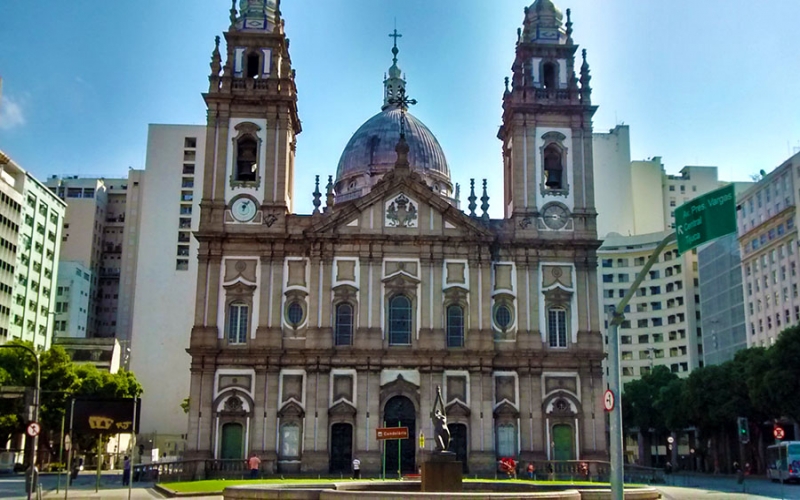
[
  {"left": 352, "top": 457, "right": 361, "bottom": 479},
  {"left": 122, "top": 456, "right": 131, "bottom": 486},
  {"left": 248, "top": 453, "right": 261, "bottom": 479}
]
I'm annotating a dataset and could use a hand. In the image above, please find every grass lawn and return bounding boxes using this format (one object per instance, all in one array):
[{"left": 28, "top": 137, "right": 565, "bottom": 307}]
[{"left": 161, "top": 477, "right": 614, "bottom": 494}]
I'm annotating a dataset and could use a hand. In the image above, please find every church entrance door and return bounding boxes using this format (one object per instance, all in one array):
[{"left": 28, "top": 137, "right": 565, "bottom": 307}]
[
  {"left": 383, "top": 396, "right": 416, "bottom": 476},
  {"left": 552, "top": 424, "right": 574, "bottom": 461},
  {"left": 220, "top": 422, "right": 244, "bottom": 459},
  {"left": 449, "top": 423, "right": 468, "bottom": 472},
  {"left": 329, "top": 423, "right": 353, "bottom": 474}
]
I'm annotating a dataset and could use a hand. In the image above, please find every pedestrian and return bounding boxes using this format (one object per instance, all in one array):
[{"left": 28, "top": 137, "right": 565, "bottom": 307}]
[
  {"left": 527, "top": 462, "right": 535, "bottom": 480},
  {"left": 248, "top": 453, "right": 261, "bottom": 479},
  {"left": 122, "top": 456, "right": 131, "bottom": 486},
  {"left": 352, "top": 457, "right": 361, "bottom": 479},
  {"left": 664, "top": 461, "right": 672, "bottom": 475},
  {"left": 734, "top": 461, "right": 744, "bottom": 485}
]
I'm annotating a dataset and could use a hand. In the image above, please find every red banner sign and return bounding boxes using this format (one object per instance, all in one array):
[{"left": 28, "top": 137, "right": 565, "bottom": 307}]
[{"left": 376, "top": 427, "right": 409, "bottom": 440}]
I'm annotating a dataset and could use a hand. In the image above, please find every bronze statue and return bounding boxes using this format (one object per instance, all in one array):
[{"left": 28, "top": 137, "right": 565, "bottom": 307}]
[{"left": 433, "top": 386, "right": 450, "bottom": 453}]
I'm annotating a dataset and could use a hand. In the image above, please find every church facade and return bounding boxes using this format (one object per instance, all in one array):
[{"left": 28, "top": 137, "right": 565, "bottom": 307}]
[{"left": 186, "top": 0, "right": 606, "bottom": 475}]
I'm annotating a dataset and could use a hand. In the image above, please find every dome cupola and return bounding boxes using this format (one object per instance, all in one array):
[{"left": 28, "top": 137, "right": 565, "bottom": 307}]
[{"left": 334, "top": 31, "right": 452, "bottom": 203}]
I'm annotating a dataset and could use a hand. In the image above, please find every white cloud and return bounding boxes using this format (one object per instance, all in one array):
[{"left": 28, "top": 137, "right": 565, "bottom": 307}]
[{"left": 0, "top": 94, "right": 26, "bottom": 130}]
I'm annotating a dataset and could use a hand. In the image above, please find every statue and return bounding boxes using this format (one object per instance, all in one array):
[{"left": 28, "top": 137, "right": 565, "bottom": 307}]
[{"left": 432, "top": 386, "right": 450, "bottom": 453}]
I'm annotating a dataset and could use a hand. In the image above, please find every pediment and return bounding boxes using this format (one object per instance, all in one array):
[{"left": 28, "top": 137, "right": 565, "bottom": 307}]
[
  {"left": 278, "top": 400, "right": 305, "bottom": 418},
  {"left": 445, "top": 400, "right": 471, "bottom": 418},
  {"left": 493, "top": 401, "right": 520, "bottom": 418},
  {"left": 328, "top": 400, "right": 357, "bottom": 417},
  {"left": 223, "top": 281, "right": 257, "bottom": 295},
  {"left": 304, "top": 170, "right": 495, "bottom": 239}
]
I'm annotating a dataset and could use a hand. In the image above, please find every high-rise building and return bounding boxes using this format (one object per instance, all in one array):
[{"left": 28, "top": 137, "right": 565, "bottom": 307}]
[
  {"left": 0, "top": 150, "right": 66, "bottom": 349},
  {"left": 45, "top": 176, "right": 143, "bottom": 340},
  {"left": 737, "top": 151, "right": 800, "bottom": 348},
  {"left": 177, "top": 0, "right": 605, "bottom": 474},
  {"left": 128, "top": 124, "right": 205, "bottom": 454}
]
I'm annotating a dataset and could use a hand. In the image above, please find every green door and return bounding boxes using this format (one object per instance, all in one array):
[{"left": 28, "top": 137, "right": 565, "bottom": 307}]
[
  {"left": 552, "top": 424, "right": 574, "bottom": 461},
  {"left": 221, "top": 423, "right": 244, "bottom": 459}
]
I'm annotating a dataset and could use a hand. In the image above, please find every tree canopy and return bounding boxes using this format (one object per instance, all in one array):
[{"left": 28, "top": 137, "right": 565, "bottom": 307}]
[{"left": 0, "top": 340, "right": 142, "bottom": 445}]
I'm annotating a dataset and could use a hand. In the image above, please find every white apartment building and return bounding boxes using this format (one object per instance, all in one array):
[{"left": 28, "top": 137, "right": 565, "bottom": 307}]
[
  {"left": 737, "top": 151, "right": 800, "bottom": 347},
  {"left": 601, "top": 231, "right": 703, "bottom": 382},
  {"left": 129, "top": 124, "right": 205, "bottom": 452},
  {"left": 592, "top": 125, "right": 633, "bottom": 238},
  {"left": 0, "top": 150, "right": 66, "bottom": 349},
  {"left": 53, "top": 261, "right": 92, "bottom": 338}
]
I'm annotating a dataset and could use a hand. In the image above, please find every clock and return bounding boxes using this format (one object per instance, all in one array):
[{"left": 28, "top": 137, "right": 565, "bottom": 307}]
[
  {"left": 231, "top": 196, "right": 257, "bottom": 222},
  {"left": 542, "top": 203, "right": 569, "bottom": 230}
]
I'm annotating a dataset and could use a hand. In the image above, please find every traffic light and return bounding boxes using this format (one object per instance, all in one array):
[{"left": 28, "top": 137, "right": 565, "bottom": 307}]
[{"left": 737, "top": 417, "right": 750, "bottom": 444}]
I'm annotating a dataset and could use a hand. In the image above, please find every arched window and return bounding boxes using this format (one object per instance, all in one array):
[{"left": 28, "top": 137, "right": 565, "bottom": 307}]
[
  {"left": 236, "top": 136, "right": 258, "bottom": 182},
  {"left": 548, "top": 307, "right": 567, "bottom": 347},
  {"left": 246, "top": 52, "right": 260, "bottom": 78},
  {"left": 446, "top": 305, "right": 464, "bottom": 348},
  {"left": 388, "top": 295, "right": 412, "bottom": 345},
  {"left": 228, "top": 301, "right": 249, "bottom": 344},
  {"left": 334, "top": 303, "right": 354, "bottom": 346},
  {"left": 543, "top": 144, "right": 563, "bottom": 189},
  {"left": 542, "top": 62, "right": 557, "bottom": 90}
]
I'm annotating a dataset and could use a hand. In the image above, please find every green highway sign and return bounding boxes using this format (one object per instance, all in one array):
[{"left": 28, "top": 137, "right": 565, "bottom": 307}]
[{"left": 674, "top": 184, "right": 736, "bottom": 254}]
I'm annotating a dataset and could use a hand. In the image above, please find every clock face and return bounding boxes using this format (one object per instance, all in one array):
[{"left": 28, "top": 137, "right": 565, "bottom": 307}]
[
  {"left": 231, "top": 196, "right": 257, "bottom": 222},
  {"left": 542, "top": 204, "right": 569, "bottom": 230}
]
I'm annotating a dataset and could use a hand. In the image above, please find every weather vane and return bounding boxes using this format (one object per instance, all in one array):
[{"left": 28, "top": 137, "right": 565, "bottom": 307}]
[{"left": 388, "top": 87, "right": 417, "bottom": 138}]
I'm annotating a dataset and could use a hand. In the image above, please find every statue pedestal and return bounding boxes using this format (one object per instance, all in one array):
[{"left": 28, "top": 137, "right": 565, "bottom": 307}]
[{"left": 421, "top": 452, "right": 462, "bottom": 492}]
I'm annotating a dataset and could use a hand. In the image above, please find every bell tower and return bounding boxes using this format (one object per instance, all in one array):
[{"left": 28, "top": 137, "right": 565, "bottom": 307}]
[
  {"left": 201, "top": 0, "right": 301, "bottom": 229},
  {"left": 498, "top": 0, "right": 596, "bottom": 234}
]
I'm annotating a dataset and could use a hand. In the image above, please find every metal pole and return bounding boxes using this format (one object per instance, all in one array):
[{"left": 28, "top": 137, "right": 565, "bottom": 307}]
[
  {"left": 128, "top": 398, "right": 137, "bottom": 500},
  {"left": 608, "top": 232, "right": 677, "bottom": 500},
  {"left": 65, "top": 399, "right": 74, "bottom": 500},
  {"left": 397, "top": 421, "right": 401, "bottom": 479},
  {"left": 95, "top": 434, "right": 102, "bottom": 493},
  {"left": 607, "top": 309, "right": 624, "bottom": 500},
  {"left": 57, "top": 413, "right": 64, "bottom": 493},
  {"left": 382, "top": 420, "right": 386, "bottom": 480}
]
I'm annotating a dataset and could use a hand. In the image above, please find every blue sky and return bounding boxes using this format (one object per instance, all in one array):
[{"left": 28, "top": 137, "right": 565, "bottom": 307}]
[{"left": 1, "top": 1, "right": 799, "bottom": 216}]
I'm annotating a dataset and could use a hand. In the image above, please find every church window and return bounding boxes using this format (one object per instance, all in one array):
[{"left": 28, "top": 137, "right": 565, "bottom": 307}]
[
  {"left": 542, "top": 62, "right": 557, "bottom": 90},
  {"left": 543, "top": 144, "right": 563, "bottom": 190},
  {"left": 446, "top": 305, "right": 464, "bottom": 348},
  {"left": 279, "top": 422, "right": 301, "bottom": 458},
  {"left": 235, "top": 136, "right": 258, "bottom": 182},
  {"left": 286, "top": 300, "right": 305, "bottom": 328},
  {"left": 388, "top": 295, "right": 412, "bottom": 345},
  {"left": 246, "top": 52, "right": 260, "bottom": 78},
  {"left": 493, "top": 303, "right": 513, "bottom": 331},
  {"left": 334, "top": 303, "right": 354, "bottom": 346},
  {"left": 548, "top": 307, "right": 568, "bottom": 348},
  {"left": 228, "top": 301, "right": 248, "bottom": 344},
  {"left": 496, "top": 423, "right": 517, "bottom": 458}
]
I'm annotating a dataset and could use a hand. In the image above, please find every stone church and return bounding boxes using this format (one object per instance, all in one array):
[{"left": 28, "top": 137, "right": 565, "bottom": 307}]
[{"left": 186, "top": 0, "right": 606, "bottom": 475}]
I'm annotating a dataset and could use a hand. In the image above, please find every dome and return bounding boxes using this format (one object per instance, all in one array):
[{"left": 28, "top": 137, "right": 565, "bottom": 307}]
[{"left": 334, "top": 106, "right": 451, "bottom": 199}]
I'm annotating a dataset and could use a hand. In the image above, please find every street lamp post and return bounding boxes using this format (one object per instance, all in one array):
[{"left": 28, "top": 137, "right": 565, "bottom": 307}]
[{"left": 0, "top": 343, "right": 40, "bottom": 500}]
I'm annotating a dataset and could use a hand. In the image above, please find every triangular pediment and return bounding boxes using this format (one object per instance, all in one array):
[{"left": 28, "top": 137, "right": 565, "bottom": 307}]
[
  {"left": 328, "top": 400, "right": 357, "bottom": 417},
  {"left": 278, "top": 400, "right": 305, "bottom": 418},
  {"left": 445, "top": 400, "right": 471, "bottom": 418},
  {"left": 305, "top": 168, "right": 495, "bottom": 239},
  {"left": 493, "top": 401, "right": 520, "bottom": 418}
]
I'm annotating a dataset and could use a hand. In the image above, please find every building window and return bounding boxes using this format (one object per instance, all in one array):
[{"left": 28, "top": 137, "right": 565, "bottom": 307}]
[
  {"left": 496, "top": 423, "right": 517, "bottom": 458},
  {"left": 334, "top": 303, "right": 353, "bottom": 346},
  {"left": 279, "top": 423, "right": 300, "bottom": 459},
  {"left": 388, "top": 295, "right": 412, "bottom": 345},
  {"left": 446, "top": 305, "right": 464, "bottom": 348},
  {"left": 236, "top": 136, "right": 258, "bottom": 182},
  {"left": 227, "top": 301, "right": 248, "bottom": 344},
  {"left": 494, "top": 303, "right": 513, "bottom": 331},
  {"left": 286, "top": 301, "right": 305, "bottom": 328},
  {"left": 542, "top": 62, "right": 557, "bottom": 90},
  {"left": 548, "top": 307, "right": 568, "bottom": 348},
  {"left": 543, "top": 144, "right": 563, "bottom": 190}
]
